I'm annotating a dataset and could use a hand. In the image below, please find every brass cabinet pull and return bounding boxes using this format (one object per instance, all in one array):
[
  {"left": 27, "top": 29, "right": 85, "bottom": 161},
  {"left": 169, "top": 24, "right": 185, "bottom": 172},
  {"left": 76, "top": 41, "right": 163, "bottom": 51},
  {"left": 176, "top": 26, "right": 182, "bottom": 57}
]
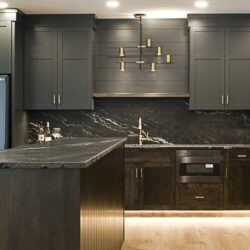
[
  {"left": 237, "top": 154, "right": 247, "bottom": 158},
  {"left": 221, "top": 94, "right": 224, "bottom": 105},
  {"left": 53, "top": 94, "right": 56, "bottom": 104},
  {"left": 58, "top": 94, "right": 61, "bottom": 104},
  {"left": 140, "top": 168, "right": 143, "bottom": 179},
  {"left": 226, "top": 95, "right": 229, "bottom": 105},
  {"left": 195, "top": 196, "right": 205, "bottom": 200},
  {"left": 135, "top": 168, "right": 138, "bottom": 179},
  {"left": 225, "top": 167, "right": 228, "bottom": 178}
]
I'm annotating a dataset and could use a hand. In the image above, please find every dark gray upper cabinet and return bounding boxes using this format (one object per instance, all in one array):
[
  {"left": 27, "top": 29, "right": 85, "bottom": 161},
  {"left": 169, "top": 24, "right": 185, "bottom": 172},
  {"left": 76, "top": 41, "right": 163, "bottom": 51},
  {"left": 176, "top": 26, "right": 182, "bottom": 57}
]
[
  {"left": 190, "top": 27, "right": 225, "bottom": 110},
  {"left": 0, "top": 21, "right": 12, "bottom": 74},
  {"left": 189, "top": 14, "right": 250, "bottom": 110},
  {"left": 25, "top": 27, "right": 58, "bottom": 109},
  {"left": 225, "top": 28, "right": 250, "bottom": 110},
  {"left": 57, "top": 27, "right": 93, "bottom": 110},
  {"left": 24, "top": 15, "right": 94, "bottom": 110}
]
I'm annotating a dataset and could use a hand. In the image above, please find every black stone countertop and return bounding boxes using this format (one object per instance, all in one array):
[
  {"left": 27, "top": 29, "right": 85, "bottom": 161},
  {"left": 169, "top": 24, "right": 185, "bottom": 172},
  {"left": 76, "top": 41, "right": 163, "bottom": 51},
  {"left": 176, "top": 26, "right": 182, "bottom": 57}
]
[
  {"left": 0, "top": 137, "right": 126, "bottom": 169},
  {"left": 125, "top": 144, "right": 250, "bottom": 149}
]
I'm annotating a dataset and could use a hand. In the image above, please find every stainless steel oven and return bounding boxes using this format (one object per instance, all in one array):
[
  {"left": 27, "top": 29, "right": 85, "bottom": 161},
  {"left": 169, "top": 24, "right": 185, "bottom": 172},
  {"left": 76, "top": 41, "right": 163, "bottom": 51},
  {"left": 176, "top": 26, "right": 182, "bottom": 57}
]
[{"left": 176, "top": 150, "right": 224, "bottom": 183}]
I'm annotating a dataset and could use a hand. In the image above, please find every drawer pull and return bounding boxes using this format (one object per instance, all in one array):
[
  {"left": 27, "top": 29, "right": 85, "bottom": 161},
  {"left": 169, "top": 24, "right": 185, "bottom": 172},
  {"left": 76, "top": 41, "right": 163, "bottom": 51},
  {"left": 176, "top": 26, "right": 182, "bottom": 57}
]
[
  {"left": 135, "top": 168, "right": 138, "bottom": 178},
  {"left": 237, "top": 154, "right": 247, "bottom": 158},
  {"left": 195, "top": 196, "right": 205, "bottom": 200}
]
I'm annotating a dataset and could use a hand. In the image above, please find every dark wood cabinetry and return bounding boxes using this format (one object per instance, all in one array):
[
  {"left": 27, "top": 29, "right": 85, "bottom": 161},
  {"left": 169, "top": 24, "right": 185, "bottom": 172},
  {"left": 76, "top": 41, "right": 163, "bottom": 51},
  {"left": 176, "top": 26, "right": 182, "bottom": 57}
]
[
  {"left": 24, "top": 15, "right": 94, "bottom": 110},
  {"left": 125, "top": 149, "right": 175, "bottom": 210},
  {"left": 225, "top": 149, "right": 250, "bottom": 209},
  {"left": 125, "top": 147, "right": 250, "bottom": 211},
  {"left": 176, "top": 183, "right": 223, "bottom": 210}
]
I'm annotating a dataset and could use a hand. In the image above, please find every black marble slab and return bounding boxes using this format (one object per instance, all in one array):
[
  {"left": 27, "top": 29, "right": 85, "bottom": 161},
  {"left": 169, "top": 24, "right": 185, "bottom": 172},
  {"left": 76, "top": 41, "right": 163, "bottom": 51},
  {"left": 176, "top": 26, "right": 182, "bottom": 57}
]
[
  {"left": 0, "top": 137, "right": 126, "bottom": 169},
  {"left": 27, "top": 98, "right": 250, "bottom": 144}
]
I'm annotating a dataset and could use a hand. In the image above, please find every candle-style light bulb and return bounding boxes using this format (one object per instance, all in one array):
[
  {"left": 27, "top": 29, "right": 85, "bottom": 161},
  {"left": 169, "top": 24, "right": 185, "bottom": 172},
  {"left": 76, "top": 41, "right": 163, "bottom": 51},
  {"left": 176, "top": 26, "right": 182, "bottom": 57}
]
[
  {"left": 120, "top": 61, "right": 125, "bottom": 72},
  {"left": 146, "top": 38, "right": 152, "bottom": 48},
  {"left": 150, "top": 62, "right": 156, "bottom": 72},
  {"left": 156, "top": 46, "right": 162, "bottom": 56}
]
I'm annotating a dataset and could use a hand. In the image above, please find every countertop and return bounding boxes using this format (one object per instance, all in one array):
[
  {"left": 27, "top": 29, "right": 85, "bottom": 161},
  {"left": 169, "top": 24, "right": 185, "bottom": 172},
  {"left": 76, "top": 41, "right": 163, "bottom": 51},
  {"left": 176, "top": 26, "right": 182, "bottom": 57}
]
[
  {"left": 0, "top": 137, "right": 127, "bottom": 169},
  {"left": 125, "top": 144, "right": 250, "bottom": 149}
]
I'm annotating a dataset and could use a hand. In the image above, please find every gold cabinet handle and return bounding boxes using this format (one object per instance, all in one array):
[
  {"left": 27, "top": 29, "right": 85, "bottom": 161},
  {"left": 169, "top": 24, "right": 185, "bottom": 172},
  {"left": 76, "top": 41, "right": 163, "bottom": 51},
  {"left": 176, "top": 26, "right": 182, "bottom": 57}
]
[
  {"left": 226, "top": 95, "right": 229, "bottom": 105},
  {"left": 222, "top": 94, "right": 224, "bottom": 105},
  {"left": 225, "top": 167, "right": 228, "bottom": 178},
  {"left": 53, "top": 94, "right": 56, "bottom": 104},
  {"left": 140, "top": 168, "right": 143, "bottom": 179},
  {"left": 237, "top": 154, "right": 247, "bottom": 158},
  {"left": 58, "top": 94, "right": 61, "bottom": 104},
  {"left": 135, "top": 168, "right": 138, "bottom": 179},
  {"left": 195, "top": 196, "right": 205, "bottom": 200}
]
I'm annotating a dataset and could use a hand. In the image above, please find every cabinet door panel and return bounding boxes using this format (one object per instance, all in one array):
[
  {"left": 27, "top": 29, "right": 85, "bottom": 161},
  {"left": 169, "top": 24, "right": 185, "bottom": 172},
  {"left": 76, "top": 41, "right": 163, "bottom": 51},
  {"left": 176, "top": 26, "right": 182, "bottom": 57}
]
[
  {"left": 58, "top": 27, "right": 93, "bottom": 110},
  {"left": 0, "top": 21, "right": 11, "bottom": 74},
  {"left": 225, "top": 28, "right": 250, "bottom": 109},
  {"left": 125, "top": 167, "right": 140, "bottom": 210},
  {"left": 190, "top": 28, "right": 225, "bottom": 110},
  {"left": 24, "top": 27, "right": 58, "bottom": 110},
  {"left": 226, "top": 161, "right": 250, "bottom": 209},
  {"left": 140, "top": 167, "right": 175, "bottom": 210}
]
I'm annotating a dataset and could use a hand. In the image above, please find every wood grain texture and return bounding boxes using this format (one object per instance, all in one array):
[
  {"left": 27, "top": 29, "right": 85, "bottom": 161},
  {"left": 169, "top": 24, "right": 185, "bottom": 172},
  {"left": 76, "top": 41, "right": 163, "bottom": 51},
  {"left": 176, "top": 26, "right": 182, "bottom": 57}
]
[
  {"left": 0, "top": 145, "right": 125, "bottom": 250},
  {"left": 122, "top": 213, "right": 250, "bottom": 250}
]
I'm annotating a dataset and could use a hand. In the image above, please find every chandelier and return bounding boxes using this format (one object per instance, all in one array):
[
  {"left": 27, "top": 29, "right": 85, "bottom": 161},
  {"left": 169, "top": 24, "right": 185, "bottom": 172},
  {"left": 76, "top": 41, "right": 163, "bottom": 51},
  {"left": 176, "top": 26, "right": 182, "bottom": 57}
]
[{"left": 118, "top": 13, "right": 172, "bottom": 72}]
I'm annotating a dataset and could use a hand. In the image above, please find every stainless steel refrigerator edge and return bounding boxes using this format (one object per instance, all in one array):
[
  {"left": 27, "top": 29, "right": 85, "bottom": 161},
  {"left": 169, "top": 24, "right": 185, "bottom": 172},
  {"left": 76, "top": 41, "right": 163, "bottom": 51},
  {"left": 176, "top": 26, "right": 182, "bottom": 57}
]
[{"left": 0, "top": 75, "right": 10, "bottom": 150}]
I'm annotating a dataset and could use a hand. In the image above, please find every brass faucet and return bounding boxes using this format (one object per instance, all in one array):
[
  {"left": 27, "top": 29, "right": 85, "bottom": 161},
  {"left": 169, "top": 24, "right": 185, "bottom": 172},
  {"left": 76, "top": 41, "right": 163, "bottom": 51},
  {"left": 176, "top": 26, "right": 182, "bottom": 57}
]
[{"left": 138, "top": 117, "right": 152, "bottom": 145}]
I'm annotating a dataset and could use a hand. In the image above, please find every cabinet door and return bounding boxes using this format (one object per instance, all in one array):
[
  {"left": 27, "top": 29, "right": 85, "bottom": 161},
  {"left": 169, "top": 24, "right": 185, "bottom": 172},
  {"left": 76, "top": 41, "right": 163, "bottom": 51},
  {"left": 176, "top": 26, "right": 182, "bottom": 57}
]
[
  {"left": 226, "top": 161, "right": 250, "bottom": 209},
  {"left": 225, "top": 28, "right": 250, "bottom": 110},
  {"left": 190, "top": 27, "right": 225, "bottom": 110},
  {"left": 24, "top": 27, "right": 58, "bottom": 110},
  {"left": 0, "top": 21, "right": 11, "bottom": 74},
  {"left": 140, "top": 166, "right": 175, "bottom": 210},
  {"left": 57, "top": 27, "right": 93, "bottom": 110},
  {"left": 125, "top": 166, "right": 140, "bottom": 210}
]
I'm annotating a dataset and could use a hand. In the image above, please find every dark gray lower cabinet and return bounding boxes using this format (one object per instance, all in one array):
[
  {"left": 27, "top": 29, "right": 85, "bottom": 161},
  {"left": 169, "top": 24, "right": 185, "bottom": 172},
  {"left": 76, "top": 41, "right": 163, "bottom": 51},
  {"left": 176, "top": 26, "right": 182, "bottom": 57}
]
[{"left": 24, "top": 18, "right": 94, "bottom": 110}]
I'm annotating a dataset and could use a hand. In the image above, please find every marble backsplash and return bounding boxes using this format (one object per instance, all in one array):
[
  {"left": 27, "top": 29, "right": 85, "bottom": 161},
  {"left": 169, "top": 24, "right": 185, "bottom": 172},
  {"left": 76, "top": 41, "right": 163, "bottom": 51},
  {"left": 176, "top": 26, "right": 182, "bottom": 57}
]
[{"left": 28, "top": 98, "right": 250, "bottom": 144}]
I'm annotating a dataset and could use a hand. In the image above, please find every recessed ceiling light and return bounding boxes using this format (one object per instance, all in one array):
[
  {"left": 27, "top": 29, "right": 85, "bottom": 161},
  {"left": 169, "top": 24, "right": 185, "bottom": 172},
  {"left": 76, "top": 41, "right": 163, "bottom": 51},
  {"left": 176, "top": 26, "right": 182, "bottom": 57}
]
[
  {"left": 106, "top": 1, "right": 119, "bottom": 8},
  {"left": 0, "top": 2, "right": 8, "bottom": 8},
  {"left": 195, "top": 1, "right": 208, "bottom": 8}
]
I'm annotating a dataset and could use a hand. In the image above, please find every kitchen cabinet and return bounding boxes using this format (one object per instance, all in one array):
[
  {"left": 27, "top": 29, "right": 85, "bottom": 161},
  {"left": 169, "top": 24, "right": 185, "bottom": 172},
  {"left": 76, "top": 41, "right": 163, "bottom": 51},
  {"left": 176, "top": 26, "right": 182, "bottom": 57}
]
[
  {"left": 0, "top": 21, "right": 11, "bottom": 74},
  {"left": 225, "top": 28, "right": 250, "bottom": 109},
  {"left": 189, "top": 15, "right": 250, "bottom": 110},
  {"left": 176, "top": 183, "right": 223, "bottom": 210},
  {"left": 225, "top": 149, "right": 250, "bottom": 209},
  {"left": 24, "top": 27, "right": 58, "bottom": 109},
  {"left": 125, "top": 149, "right": 175, "bottom": 210},
  {"left": 189, "top": 27, "right": 225, "bottom": 110},
  {"left": 24, "top": 16, "right": 94, "bottom": 110}
]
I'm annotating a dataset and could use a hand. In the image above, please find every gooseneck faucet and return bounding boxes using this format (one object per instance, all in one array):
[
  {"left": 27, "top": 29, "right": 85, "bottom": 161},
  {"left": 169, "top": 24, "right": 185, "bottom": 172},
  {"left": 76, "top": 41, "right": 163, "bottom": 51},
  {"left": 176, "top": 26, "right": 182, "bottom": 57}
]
[{"left": 138, "top": 117, "right": 152, "bottom": 145}]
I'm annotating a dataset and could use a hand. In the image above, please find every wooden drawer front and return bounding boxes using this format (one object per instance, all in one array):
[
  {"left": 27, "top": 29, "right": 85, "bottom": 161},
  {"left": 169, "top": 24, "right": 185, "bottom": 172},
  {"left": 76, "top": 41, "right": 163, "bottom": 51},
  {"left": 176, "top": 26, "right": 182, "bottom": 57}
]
[
  {"left": 176, "top": 183, "right": 223, "bottom": 210},
  {"left": 125, "top": 148, "right": 174, "bottom": 167},
  {"left": 229, "top": 149, "right": 250, "bottom": 160},
  {"left": 125, "top": 149, "right": 146, "bottom": 163}
]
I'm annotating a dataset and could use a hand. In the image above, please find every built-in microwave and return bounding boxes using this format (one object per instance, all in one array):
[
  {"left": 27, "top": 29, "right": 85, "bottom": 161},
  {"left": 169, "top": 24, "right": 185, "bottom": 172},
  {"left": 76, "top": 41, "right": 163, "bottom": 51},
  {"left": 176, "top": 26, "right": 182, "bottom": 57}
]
[{"left": 176, "top": 150, "right": 224, "bottom": 183}]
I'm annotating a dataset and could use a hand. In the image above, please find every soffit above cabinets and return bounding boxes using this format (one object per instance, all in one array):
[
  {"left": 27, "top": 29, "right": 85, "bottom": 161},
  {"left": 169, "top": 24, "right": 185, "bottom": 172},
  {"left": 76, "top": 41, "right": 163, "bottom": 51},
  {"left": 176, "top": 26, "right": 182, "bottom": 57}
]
[{"left": 4, "top": 0, "right": 250, "bottom": 18}]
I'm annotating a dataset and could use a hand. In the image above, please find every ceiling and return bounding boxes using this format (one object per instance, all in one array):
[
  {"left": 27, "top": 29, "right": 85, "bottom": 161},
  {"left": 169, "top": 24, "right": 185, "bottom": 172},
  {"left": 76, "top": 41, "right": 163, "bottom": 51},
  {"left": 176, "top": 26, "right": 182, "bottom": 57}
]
[{"left": 5, "top": 0, "right": 250, "bottom": 18}]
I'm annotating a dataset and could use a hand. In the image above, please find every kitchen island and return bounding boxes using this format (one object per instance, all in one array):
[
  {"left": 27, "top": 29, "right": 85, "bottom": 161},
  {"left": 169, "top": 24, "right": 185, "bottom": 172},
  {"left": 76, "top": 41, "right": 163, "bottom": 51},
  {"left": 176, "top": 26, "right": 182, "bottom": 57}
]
[{"left": 0, "top": 137, "right": 126, "bottom": 250}]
